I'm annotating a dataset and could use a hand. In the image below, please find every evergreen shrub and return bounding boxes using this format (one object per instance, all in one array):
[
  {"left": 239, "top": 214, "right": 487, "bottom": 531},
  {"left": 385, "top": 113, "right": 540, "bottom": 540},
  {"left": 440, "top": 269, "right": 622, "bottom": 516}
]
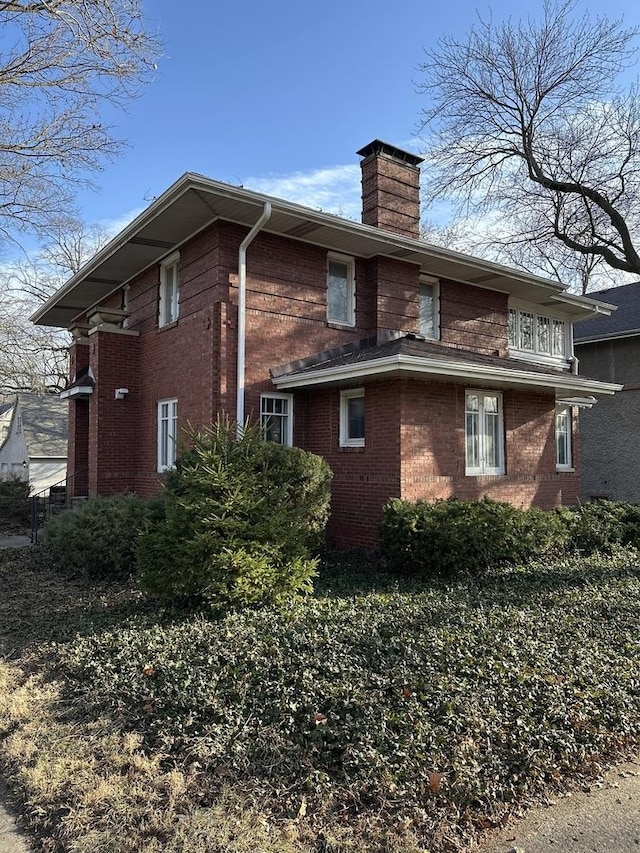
[
  {"left": 380, "top": 496, "right": 566, "bottom": 576},
  {"left": 137, "top": 419, "right": 332, "bottom": 608},
  {"left": 44, "top": 494, "right": 149, "bottom": 580},
  {"left": 0, "top": 475, "right": 30, "bottom": 528},
  {"left": 559, "top": 499, "right": 640, "bottom": 554}
]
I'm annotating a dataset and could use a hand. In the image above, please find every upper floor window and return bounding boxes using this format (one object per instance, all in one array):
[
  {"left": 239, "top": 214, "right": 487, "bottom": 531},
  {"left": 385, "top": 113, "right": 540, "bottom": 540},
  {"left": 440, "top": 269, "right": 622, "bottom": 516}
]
[
  {"left": 260, "top": 393, "right": 293, "bottom": 446},
  {"left": 340, "top": 388, "right": 365, "bottom": 447},
  {"left": 157, "top": 398, "right": 178, "bottom": 472},
  {"left": 508, "top": 305, "right": 568, "bottom": 361},
  {"left": 159, "top": 252, "right": 180, "bottom": 327},
  {"left": 465, "top": 390, "right": 504, "bottom": 475},
  {"left": 556, "top": 405, "right": 572, "bottom": 470},
  {"left": 327, "top": 255, "right": 355, "bottom": 326},
  {"left": 419, "top": 278, "right": 440, "bottom": 339},
  {"left": 15, "top": 416, "right": 22, "bottom": 434}
]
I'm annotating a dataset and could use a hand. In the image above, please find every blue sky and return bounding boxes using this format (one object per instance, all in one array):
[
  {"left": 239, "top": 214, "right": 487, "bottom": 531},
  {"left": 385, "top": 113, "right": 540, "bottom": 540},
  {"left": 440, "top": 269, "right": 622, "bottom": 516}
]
[{"left": 74, "top": 0, "right": 640, "bottom": 234}]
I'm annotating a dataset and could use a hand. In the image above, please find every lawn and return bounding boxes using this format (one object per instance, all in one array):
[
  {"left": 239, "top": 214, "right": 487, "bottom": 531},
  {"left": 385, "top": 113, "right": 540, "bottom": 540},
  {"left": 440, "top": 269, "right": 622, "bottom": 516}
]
[{"left": 1, "top": 546, "right": 640, "bottom": 852}]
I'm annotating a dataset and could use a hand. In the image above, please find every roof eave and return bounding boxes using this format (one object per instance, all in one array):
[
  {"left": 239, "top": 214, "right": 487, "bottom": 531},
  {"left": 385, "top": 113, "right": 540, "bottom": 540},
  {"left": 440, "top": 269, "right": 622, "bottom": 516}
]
[
  {"left": 31, "top": 174, "right": 617, "bottom": 329},
  {"left": 272, "top": 354, "right": 623, "bottom": 397}
]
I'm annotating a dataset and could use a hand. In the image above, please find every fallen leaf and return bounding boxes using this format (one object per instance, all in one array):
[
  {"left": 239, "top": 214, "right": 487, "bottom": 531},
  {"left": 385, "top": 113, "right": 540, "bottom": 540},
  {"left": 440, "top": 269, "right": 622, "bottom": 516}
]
[{"left": 428, "top": 771, "right": 443, "bottom": 793}]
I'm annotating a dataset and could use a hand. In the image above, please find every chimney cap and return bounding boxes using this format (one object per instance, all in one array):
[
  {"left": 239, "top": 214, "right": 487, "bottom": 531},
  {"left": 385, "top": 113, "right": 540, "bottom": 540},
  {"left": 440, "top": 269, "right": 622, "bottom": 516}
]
[{"left": 356, "top": 139, "right": 424, "bottom": 167}]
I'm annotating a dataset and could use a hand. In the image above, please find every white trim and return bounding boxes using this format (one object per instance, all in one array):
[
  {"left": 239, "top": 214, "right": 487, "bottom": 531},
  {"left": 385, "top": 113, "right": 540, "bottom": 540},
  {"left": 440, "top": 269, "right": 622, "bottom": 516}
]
[
  {"left": 327, "top": 253, "right": 355, "bottom": 327},
  {"left": 272, "top": 353, "right": 622, "bottom": 397},
  {"left": 339, "top": 388, "right": 365, "bottom": 447},
  {"left": 419, "top": 277, "right": 440, "bottom": 340},
  {"left": 465, "top": 389, "right": 504, "bottom": 476},
  {"left": 159, "top": 252, "right": 180, "bottom": 327},
  {"left": 555, "top": 404, "right": 573, "bottom": 471},
  {"left": 59, "top": 385, "right": 93, "bottom": 400},
  {"left": 260, "top": 392, "right": 293, "bottom": 446},
  {"left": 157, "top": 398, "right": 178, "bottom": 472}
]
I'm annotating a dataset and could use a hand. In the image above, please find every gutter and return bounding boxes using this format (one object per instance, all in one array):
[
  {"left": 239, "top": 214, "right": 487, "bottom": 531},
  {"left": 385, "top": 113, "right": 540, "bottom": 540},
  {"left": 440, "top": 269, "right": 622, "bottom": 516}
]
[{"left": 236, "top": 202, "right": 272, "bottom": 435}]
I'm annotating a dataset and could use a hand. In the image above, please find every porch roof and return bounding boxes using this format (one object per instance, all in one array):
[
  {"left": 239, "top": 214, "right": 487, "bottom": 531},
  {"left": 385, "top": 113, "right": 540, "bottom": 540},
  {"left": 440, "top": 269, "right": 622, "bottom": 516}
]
[{"left": 271, "top": 335, "right": 622, "bottom": 401}]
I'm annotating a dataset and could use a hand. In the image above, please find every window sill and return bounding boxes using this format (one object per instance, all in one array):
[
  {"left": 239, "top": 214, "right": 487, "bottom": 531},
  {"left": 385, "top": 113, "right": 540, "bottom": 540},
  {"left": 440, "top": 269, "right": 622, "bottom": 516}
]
[
  {"left": 556, "top": 467, "right": 575, "bottom": 473},
  {"left": 327, "top": 320, "right": 355, "bottom": 331},
  {"left": 339, "top": 445, "right": 365, "bottom": 452},
  {"left": 158, "top": 320, "right": 179, "bottom": 331}
]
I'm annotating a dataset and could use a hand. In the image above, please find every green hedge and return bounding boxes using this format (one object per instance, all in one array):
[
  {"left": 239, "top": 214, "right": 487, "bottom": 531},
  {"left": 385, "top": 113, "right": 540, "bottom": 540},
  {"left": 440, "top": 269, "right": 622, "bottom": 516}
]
[
  {"left": 380, "top": 496, "right": 567, "bottom": 576},
  {"left": 44, "top": 495, "right": 150, "bottom": 580},
  {"left": 137, "top": 419, "right": 333, "bottom": 609}
]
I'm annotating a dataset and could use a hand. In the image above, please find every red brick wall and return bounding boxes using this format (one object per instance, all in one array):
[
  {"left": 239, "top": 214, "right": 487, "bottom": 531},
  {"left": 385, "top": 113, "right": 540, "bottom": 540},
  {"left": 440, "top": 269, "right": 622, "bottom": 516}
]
[
  {"left": 399, "top": 379, "right": 578, "bottom": 510},
  {"left": 87, "top": 330, "right": 140, "bottom": 496},
  {"left": 440, "top": 281, "right": 509, "bottom": 355},
  {"left": 302, "top": 382, "right": 402, "bottom": 548}
]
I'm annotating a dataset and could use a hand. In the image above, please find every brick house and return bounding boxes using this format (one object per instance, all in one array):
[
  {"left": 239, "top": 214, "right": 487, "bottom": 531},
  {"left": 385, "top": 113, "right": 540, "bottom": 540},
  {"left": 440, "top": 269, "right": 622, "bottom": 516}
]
[
  {"left": 32, "top": 141, "right": 621, "bottom": 546},
  {"left": 573, "top": 281, "right": 640, "bottom": 503}
]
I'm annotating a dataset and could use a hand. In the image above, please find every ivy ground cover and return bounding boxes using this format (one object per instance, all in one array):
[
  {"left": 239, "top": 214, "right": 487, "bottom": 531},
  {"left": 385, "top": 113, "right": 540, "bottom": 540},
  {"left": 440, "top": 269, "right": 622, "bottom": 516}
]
[{"left": 1, "top": 548, "right": 640, "bottom": 852}]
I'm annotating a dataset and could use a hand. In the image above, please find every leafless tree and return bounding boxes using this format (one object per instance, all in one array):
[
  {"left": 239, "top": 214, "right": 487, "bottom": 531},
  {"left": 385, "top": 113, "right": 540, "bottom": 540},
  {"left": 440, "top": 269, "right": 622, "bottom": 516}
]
[
  {"left": 1, "top": 218, "right": 109, "bottom": 394},
  {"left": 0, "top": 0, "right": 160, "bottom": 248},
  {"left": 418, "top": 0, "right": 640, "bottom": 288}
]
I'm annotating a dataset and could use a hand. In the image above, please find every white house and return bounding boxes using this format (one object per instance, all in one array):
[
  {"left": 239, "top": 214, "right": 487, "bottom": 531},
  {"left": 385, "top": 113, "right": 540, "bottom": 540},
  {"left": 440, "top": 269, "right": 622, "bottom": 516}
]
[{"left": 0, "top": 393, "right": 68, "bottom": 495}]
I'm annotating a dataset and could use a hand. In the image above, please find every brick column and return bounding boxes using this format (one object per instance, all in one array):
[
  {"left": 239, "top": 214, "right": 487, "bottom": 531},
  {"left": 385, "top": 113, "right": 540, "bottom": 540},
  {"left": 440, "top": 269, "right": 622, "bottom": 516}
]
[
  {"left": 87, "top": 325, "right": 140, "bottom": 496},
  {"left": 67, "top": 340, "right": 90, "bottom": 497}
]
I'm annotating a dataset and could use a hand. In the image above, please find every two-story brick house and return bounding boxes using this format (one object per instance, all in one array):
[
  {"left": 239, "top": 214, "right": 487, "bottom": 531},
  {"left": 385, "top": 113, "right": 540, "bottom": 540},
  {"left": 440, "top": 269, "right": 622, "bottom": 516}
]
[{"left": 32, "top": 141, "right": 620, "bottom": 546}]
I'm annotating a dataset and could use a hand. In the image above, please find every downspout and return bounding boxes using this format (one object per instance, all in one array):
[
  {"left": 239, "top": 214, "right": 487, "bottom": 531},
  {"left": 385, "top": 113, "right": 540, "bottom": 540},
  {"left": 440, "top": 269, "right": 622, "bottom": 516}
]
[{"left": 236, "top": 202, "right": 272, "bottom": 436}]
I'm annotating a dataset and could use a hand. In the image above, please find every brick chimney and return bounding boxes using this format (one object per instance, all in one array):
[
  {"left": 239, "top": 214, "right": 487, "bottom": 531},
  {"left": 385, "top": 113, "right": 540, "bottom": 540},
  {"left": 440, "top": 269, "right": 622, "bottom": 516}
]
[{"left": 357, "top": 140, "right": 424, "bottom": 239}]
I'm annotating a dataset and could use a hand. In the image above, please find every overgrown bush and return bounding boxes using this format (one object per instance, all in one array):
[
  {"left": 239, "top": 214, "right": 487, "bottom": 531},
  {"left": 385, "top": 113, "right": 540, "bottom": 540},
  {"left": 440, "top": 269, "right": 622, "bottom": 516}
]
[
  {"left": 44, "top": 495, "right": 150, "bottom": 580},
  {"left": 0, "top": 475, "right": 30, "bottom": 529},
  {"left": 380, "top": 496, "right": 566, "bottom": 577},
  {"left": 137, "top": 419, "right": 332, "bottom": 608},
  {"left": 559, "top": 500, "right": 640, "bottom": 554}
]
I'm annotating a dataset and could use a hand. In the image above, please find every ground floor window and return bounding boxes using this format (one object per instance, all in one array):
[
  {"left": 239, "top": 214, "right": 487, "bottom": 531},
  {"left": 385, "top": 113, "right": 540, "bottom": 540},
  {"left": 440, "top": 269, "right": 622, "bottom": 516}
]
[
  {"left": 556, "top": 405, "right": 572, "bottom": 469},
  {"left": 260, "top": 393, "right": 293, "bottom": 445},
  {"left": 465, "top": 390, "right": 504, "bottom": 475},
  {"left": 157, "top": 399, "right": 178, "bottom": 472},
  {"left": 340, "top": 388, "right": 365, "bottom": 447}
]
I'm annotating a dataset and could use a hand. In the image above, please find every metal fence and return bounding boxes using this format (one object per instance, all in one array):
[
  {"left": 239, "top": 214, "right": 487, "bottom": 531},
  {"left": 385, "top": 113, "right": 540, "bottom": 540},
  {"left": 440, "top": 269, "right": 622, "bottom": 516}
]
[{"left": 30, "top": 470, "right": 88, "bottom": 543}]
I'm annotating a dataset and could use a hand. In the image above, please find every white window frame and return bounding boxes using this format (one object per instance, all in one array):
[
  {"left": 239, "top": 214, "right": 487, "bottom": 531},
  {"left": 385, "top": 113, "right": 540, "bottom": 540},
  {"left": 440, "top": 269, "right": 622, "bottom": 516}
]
[
  {"left": 157, "top": 398, "right": 178, "bottom": 472},
  {"left": 555, "top": 405, "right": 573, "bottom": 470},
  {"left": 465, "top": 390, "right": 505, "bottom": 476},
  {"left": 340, "top": 388, "right": 365, "bottom": 447},
  {"left": 159, "top": 251, "right": 180, "bottom": 327},
  {"left": 419, "top": 277, "right": 440, "bottom": 340},
  {"left": 508, "top": 302, "right": 570, "bottom": 365},
  {"left": 327, "top": 253, "right": 355, "bottom": 326},
  {"left": 260, "top": 392, "right": 293, "bottom": 446}
]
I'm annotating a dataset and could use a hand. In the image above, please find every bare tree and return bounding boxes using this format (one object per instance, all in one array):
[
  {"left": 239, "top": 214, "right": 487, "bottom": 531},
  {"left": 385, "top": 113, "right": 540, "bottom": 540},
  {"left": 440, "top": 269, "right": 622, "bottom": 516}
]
[
  {"left": 418, "top": 0, "right": 640, "bottom": 286},
  {"left": 0, "top": 0, "right": 160, "bottom": 248},
  {"left": 1, "top": 218, "right": 110, "bottom": 394}
]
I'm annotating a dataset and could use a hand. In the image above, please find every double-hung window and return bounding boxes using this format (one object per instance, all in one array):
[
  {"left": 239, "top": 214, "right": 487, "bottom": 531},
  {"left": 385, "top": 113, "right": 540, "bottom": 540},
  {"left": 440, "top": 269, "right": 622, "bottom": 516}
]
[
  {"left": 419, "top": 278, "right": 439, "bottom": 339},
  {"left": 465, "top": 390, "right": 504, "bottom": 475},
  {"left": 159, "top": 252, "right": 180, "bottom": 327},
  {"left": 327, "top": 255, "right": 355, "bottom": 326},
  {"left": 340, "top": 388, "right": 365, "bottom": 447},
  {"left": 260, "top": 393, "right": 293, "bottom": 446},
  {"left": 556, "top": 405, "right": 572, "bottom": 470},
  {"left": 157, "top": 399, "right": 178, "bottom": 472}
]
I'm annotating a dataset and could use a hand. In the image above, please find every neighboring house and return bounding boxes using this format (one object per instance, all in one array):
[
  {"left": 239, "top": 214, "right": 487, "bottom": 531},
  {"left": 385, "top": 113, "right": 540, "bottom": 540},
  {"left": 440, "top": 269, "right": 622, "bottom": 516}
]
[
  {"left": 32, "top": 140, "right": 620, "bottom": 546},
  {"left": 574, "top": 281, "right": 640, "bottom": 503},
  {"left": 0, "top": 393, "right": 68, "bottom": 494}
]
